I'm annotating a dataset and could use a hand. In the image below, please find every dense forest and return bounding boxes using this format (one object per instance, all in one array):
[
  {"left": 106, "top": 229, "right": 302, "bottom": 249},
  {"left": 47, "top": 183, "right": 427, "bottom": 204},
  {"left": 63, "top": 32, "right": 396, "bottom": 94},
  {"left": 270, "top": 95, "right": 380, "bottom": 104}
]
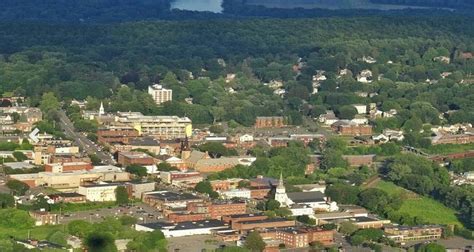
[
  {"left": 370, "top": 0, "right": 474, "bottom": 9},
  {"left": 0, "top": 16, "right": 473, "bottom": 127}
]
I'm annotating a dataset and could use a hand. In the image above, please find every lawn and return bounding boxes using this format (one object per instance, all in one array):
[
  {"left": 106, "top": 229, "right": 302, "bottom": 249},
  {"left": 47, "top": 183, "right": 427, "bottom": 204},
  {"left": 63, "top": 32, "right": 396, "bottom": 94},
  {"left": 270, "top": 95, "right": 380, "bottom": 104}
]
[
  {"left": 374, "top": 180, "right": 463, "bottom": 227},
  {"left": 0, "top": 224, "right": 66, "bottom": 240},
  {"left": 423, "top": 143, "right": 474, "bottom": 155}
]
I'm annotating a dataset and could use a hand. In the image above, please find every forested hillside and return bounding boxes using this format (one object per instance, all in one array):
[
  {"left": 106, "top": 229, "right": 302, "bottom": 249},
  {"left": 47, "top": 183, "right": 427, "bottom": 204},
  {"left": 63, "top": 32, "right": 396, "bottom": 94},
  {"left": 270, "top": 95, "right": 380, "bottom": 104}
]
[
  {"left": 0, "top": 16, "right": 473, "bottom": 128},
  {"left": 370, "top": 0, "right": 474, "bottom": 9}
]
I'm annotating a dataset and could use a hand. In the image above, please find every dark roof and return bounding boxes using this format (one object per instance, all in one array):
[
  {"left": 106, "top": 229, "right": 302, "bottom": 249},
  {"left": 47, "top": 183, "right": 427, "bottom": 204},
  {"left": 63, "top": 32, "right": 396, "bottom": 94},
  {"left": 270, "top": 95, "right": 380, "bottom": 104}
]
[
  {"left": 239, "top": 218, "right": 291, "bottom": 225},
  {"left": 145, "top": 191, "right": 201, "bottom": 201},
  {"left": 129, "top": 137, "right": 160, "bottom": 146},
  {"left": 140, "top": 220, "right": 227, "bottom": 230},
  {"left": 287, "top": 191, "right": 326, "bottom": 203},
  {"left": 49, "top": 192, "right": 85, "bottom": 198},
  {"left": 226, "top": 213, "right": 265, "bottom": 218}
]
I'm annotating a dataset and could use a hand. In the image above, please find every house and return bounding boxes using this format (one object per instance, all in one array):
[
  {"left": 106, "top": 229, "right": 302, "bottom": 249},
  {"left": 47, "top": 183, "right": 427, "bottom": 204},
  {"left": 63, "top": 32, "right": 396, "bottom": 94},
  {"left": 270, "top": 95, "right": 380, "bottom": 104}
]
[
  {"left": 239, "top": 134, "right": 254, "bottom": 143},
  {"left": 361, "top": 56, "right": 376, "bottom": 64},
  {"left": 29, "top": 210, "right": 59, "bottom": 226},
  {"left": 318, "top": 111, "right": 339, "bottom": 125},
  {"left": 352, "top": 104, "right": 368, "bottom": 114},
  {"left": 357, "top": 70, "right": 373, "bottom": 83}
]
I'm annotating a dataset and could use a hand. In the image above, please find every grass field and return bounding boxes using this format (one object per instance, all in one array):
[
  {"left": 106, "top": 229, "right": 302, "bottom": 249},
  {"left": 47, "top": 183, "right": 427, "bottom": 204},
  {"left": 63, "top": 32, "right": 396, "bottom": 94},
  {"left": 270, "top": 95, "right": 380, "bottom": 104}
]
[
  {"left": 374, "top": 180, "right": 463, "bottom": 227},
  {"left": 0, "top": 224, "right": 66, "bottom": 240}
]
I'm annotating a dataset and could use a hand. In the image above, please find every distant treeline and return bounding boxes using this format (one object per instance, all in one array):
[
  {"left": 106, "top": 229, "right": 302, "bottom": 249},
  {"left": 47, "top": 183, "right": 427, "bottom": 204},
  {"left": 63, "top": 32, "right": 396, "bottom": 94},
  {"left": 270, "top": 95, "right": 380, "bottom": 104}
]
[{"left": 369, "top": 0, "right": 474, "bottom": 9}]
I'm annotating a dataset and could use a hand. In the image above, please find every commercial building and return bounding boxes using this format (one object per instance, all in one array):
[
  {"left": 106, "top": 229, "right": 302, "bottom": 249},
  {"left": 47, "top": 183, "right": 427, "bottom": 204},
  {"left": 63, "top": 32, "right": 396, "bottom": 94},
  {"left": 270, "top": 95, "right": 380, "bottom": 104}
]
[
  {"left": 118, "top": 151, "right": 155, "bottom": 166},
  {"left": 135, "top": 220, "right": 228, "bottom": 238},
  {"left": 48, "top": 193, "right": 86, "bottom": 204},
  {"left": 143, "top": 191, "right": 203, "bottom": 210},
  {"left": 78, "top": 183, "right": 120, "bottom": 202},
  {"left": 125, "top": 181, "right": 156, "bottom": 199},
  {"left": 160, "top": 171, "right": 203, "bottom": 188},
  {"left": 335, "top": 123, "right": 373, "bottom": 136},
  {"left": 210, "top": 178, "right": 243, "bottom": 191},
  {"left": 148, "top": 84, "right": 172, "bottom": 105},
  {"left": 97, "top": 127, "right": 140, "bottom": 145},
  {"left": 114, "top": 112, "right": 192, "bottom": 139},
  {"left": 187, "top": 201, "right": 247, "bottom": 220},
  {"left": 219, "top": 189, "right": 251, "bottom": 200},
  {"left": 222, "top": 213, "right": 268, "bottom": 225},
  {"left": 384, "top": 225, "right": 443, "bottom": 243},
  {"left": 275, "top": 228, "right": 335, "bottom": 248},
  {"left": 44, "top": 162, "right": 93, "bottom": 173},
  {"left": 232, "top": 218, "right": 295, "bottom": 231}
]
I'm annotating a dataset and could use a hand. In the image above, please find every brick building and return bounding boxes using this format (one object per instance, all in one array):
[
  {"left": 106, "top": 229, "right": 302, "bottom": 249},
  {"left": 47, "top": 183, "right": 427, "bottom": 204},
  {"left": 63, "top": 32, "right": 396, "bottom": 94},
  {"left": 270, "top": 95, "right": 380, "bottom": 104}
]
[
  {"left": 187, "top": 201, "right": 247, "bottom": 220},
  {"left": 168, "top": 212, "right": 207, "bottom": 223},
  {"left": 384, "top": 225, "right": 443, "bottom": 243},
  {"left": 117, "top": 152, "right": 155, "bottom": 166},
  {"left": 255, "top": 117, "right": 286, "bottom": 129},
  {"left": 232, "top": 218, "right": 295, "bottom": 231},
  {"left": 97, "top": 127, "right": 139, "bottom": 145},
  {"left": 30, "top": 211, "right": 59, "bottom": 226},
  {"left": 48, "top": 193, "right": 86, "bottom": 204},
  {"left": 275, "top": 228, "right": 334, "bottom": 248},
  {"left": 44, "top": 162, "right": 93, "bottom": 173},
  {"left": 336, "top": 124, "right": 373, "bottom": 136}
]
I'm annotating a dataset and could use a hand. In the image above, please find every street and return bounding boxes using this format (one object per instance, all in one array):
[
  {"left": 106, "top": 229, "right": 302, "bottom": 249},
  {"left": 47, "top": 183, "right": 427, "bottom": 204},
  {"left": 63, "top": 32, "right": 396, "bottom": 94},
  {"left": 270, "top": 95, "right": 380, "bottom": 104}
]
[{"left": 57, "top": 109, "right": 115, "bottom": 165}]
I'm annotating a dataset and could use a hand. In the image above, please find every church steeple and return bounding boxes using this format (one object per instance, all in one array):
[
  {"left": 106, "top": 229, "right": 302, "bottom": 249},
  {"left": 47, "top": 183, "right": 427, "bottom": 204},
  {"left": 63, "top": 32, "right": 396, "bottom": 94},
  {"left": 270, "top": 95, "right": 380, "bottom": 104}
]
[
  {"left": 99, "top": 102, "right": 105, "bottom": 115},
  {"left": 278, "top": 172, "right": 284, "bottom": 189},
  {"left": 275, "top": 171, "right": 288, "bottom": 206}
]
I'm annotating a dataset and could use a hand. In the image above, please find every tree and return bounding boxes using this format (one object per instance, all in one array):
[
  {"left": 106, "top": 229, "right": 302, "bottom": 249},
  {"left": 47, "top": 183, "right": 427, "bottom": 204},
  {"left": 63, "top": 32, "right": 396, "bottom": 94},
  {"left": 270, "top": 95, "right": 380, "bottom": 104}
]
[
  {"left": 417, "top": 243, "right": 446, "bottom": 252},
  {"left": 85, "top": 232, "right": 117, "bottom": 252},
  {"left": 125, "top": 165, "right": 148, "bottom": 177},
  {"left": 350, "top": 235, "right": 365, "bottom": 246},
  {"left": 68, "top": 220, "right": 93, "bottom": 238},
  {"left": 0, "top": 194, "right": 14, "bottom": 208},
  {"left": 245, "top": 231, "right": 266, "bottom": 252},
  {"left": 336, "top": 105, "right": 358, "bottom": 120},
  {"left": 0, "top": 209, "right": 34, "bottom": 229},
  {"left": 6, "top": 180, "right": 29, "bottom": 195},
  {"left": 198, "top": 142, "right": 229, "bottom": 158},
  {"left": 89, "top": 154, "right": 102, "bottom": 165},
  {"left": 157, "top": 162, "right": 178, "bottom": 172},
  {"left": 265, "top": 199, "right": 280, "bottom": 211},
  {"left": 119, "top": 215, "right": 137, "bottom": 226},
  {"left": 115, "top": 186, "right": 129, "bottom": 205},
  {"left": 39, "top": 92, "right": 60, "bottom": 115},
  {"left": 194, "top": 181, "right": 218, "bottom": 198},
  {"left": 339, "top": 221, "right": 358, "bottom": 235},
  {"left": 358, "top": 188, "right": 390, "bottom": 213}
]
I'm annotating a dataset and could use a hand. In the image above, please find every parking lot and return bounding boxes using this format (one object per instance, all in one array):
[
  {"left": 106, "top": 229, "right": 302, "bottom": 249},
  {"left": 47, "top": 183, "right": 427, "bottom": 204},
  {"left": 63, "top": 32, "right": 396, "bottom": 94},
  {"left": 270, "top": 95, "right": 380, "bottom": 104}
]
[{"left": 59, "top": 202, "right": 164, "bottom": 224}]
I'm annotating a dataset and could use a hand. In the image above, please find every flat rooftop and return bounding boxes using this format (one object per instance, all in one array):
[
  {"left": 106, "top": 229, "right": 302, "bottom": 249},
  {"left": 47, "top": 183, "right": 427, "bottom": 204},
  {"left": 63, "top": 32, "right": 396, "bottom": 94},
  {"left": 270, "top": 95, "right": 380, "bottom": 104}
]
[
  {"left": 139, "top": 220, "right": 227, "bottom": 231},
  {"left": 144, "top": 191, "right": 201, "bottom": 201}
]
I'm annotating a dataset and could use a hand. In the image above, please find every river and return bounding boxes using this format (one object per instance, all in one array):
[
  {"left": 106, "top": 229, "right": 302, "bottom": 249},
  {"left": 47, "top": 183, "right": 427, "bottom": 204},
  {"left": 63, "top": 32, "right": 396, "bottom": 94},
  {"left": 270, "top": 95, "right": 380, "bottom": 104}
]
[{"left": 170, "top": 0, "right": 223, "bottom": 13}]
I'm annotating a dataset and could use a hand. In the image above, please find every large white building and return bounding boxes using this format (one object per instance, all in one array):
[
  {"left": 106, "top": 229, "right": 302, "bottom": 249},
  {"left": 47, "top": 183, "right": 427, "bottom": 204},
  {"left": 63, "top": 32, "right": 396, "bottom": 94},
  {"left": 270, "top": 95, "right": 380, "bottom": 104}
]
[
  {"left": 77, "top": 183, "right": 119, "bottom": 202},
  {"left": 274, "top": 174, "right": 338, "bottom": 213},
  {"left": 219, "top": 188, "right": 252, "bottom": 199},
  {"left": 148, "top": 84, "right": 172, "bottom": 105},
  {"left": 135, "top": 220, "right": 228, "bottom": 238}
]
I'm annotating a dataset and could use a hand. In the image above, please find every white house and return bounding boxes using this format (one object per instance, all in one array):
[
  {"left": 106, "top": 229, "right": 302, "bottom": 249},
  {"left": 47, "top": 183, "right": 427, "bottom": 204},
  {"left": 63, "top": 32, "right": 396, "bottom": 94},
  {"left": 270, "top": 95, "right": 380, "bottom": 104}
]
[
  {"left": 239, "top": 134, "right": 254, "bottom": 143},
  {"left": 357, "top": 70, "right": 373, "bottom": 83},
  {"left": 318, "top": 111, "right": 339, "bottom": 125},
  {"left": 352, "top": 104, "right": 368, "bottom": 114}
]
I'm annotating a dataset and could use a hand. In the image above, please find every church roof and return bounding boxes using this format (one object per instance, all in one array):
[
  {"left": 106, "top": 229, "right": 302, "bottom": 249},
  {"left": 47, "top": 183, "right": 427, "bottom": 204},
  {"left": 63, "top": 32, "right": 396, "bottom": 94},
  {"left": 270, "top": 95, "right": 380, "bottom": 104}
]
[{"left": 287, "top": 191, "right": 326, "bottom": 203}]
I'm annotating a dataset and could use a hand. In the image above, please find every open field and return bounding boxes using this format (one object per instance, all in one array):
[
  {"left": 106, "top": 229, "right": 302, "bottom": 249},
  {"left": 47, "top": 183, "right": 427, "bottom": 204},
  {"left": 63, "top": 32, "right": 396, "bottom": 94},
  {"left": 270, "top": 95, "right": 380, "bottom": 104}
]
[
  {"left": 0, "top": 225, "right": 66, "bottom": 240},
  {"left": 374, "top": 180, "right": 463, "bottom": 227}
]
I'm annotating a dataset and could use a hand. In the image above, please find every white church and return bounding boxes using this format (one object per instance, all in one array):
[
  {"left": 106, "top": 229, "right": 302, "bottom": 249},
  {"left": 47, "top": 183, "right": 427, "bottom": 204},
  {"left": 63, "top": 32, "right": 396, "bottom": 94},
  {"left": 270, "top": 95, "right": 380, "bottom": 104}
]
[{"left": 274, "top": 173, "right": 339, "bottom": 217}]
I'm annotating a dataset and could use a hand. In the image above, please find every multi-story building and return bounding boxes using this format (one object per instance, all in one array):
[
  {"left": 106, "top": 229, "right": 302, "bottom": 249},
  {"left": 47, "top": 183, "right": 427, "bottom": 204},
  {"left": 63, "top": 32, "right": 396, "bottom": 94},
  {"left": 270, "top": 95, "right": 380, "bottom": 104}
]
[
  {"left": 336, "top": 124, "right": 373, "bottom": 136},
  {"left": 48, "top": 193, "right": 87, "bottom": 204},
  {"left": 117, "top": 151, "right": 155, "bottom": 166},
  {"left": 114, "top": 112, "right": 192, "bottom": 139},
  {"left": 44, "top": 162, "right": 93, "bottom": 173},
  {"left": 143, "top": 191, "right": 204, "bottom": 210},
  {"left": 125, "top": 181, "right": 156, "bottom": 199},
  {"left": 210, "top": 178, "right": 243, "bottom": 191},
  {"left": 78, "top": 183, "right": 119, "bottom": 202},
  {"left": 186, "top": 201, "right": 247, "bottom": 220},
  {"left": 160, "top": 171, "right": 203, "bottom": 187},
  {"left": 219, "top": 189, "right": 251, "bottom": 199},
  {"left": 275, "top": 228, "right": 335, "bottom": 248},
  {"left": 148, "top": 84, "right": 172, "bottom": 105},
  {"left": 384, "top": 225, "right": 443, "bottom": 243},
  {"left": 29, "top": 210, "right": 59, "bottom": 226},
  {"left": 232, "top": 218, "right": 295, "bottom": 231},
  {"left": 97, "top": 127, "right": 140, "bottom": 145}
]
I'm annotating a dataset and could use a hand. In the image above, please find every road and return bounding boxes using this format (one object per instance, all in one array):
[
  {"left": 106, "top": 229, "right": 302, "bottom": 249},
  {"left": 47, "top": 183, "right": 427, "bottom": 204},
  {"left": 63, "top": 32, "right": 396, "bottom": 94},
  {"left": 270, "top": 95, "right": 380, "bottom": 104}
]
[{"left": 57, "top": 110, "right": 115, "bottom": 165}]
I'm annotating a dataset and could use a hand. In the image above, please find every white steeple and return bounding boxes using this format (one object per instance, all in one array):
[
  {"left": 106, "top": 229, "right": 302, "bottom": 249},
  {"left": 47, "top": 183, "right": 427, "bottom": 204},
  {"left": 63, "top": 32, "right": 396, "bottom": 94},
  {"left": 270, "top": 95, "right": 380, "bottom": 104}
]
[
  {"left": 275, "top": 171, "right": 288, "bottom": 206},
  {"left": 99, "top": 102, "right": 105, "bottom": 115}
]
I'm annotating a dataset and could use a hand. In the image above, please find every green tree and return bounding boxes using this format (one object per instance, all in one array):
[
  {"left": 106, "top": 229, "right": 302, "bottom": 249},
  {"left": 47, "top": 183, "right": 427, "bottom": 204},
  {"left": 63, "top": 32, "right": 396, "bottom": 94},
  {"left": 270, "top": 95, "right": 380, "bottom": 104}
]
[
  {"left": 336, "top": 105, "right": 358, "bottom": 120},
  {"left": 0, "top": 194, "right": 14, "bottom": 208},
  {"left": 417, "top": 243, "right": 446, "bottom": 252},
  {"left": 6, "top": 180, "right": 29, "bottom": 195},
  {"left": 339, "top": 221, "right": 358, "bottom": 235},
  {"left": 245, "top": 231, "right": 266, "bottom": 252},
  {"left": 115, "top": 186, "right": 129, "bottom": 205},
  {"left": 125, "top": 165, "right": 148, "bottom": 177},
  {"left": 85, "top": 232, "right": 117, "bottom": 252},
  {"left": 265, "top": 199, "right": 280, "bottom": 211},
  {"left": 12, "top": 152, "right": 28, "bottom": 161},
  {"left": 39, "top": 92, "right": 60, "bottom": 114},
  {"left": 68, "top": 220, "right": 93, "bottom": 238}
]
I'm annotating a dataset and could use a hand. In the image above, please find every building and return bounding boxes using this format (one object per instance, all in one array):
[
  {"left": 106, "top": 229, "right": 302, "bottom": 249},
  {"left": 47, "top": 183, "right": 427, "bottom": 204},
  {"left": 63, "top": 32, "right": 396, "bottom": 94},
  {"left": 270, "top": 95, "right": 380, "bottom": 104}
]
[
  {"left": 222, "top": 213, "right": 268, "bottom": 225},
  {"left": 167, "top": 212, "right": 207, "bottom": 223},
  {"left": 97, "top": 127, "right": 140, "bottom": 145},
  {"left": 8, "top": 166, "right": 129, "bottom": 189},
  {"left": 148, "top": 84, "right": 172, "bottom": 105},
  {"left": 255, "top": 117, "right": 286, "bottom": 128},
  {"left": 113, "top": 112, "right": 192, "bottom": 139},
  {"left": 136, "top": 220, "right": 228, "bottom": 238},
  {"left": 232, "top": 218, "right": 296, "bottom": 231},
  {"left": 210, "top": 178, "right": 243, "bottom": 191},
  {"left": 118, "top": 151, "right": 155, "bottom": 166},
  {"left": 127, "top": 137, "right": 161, "bottom": 155},
  {"left": 384, "top": 225, "right": 443, "bottom": 243},
  {"left": 336, "top": 123, "right": 373, "bottom": 136},
  {"left": 160, "top": 171, "right": 203, "bottom": 187},
  {"left": 432, "top": 132, "right": 474, "bottom": 145},
  {"left": 275, "top": 228, "right": 334, "bottom": 248},
  {"left": 219, "top": 189, "right": 251, "bottom": 200},
  {"left": 48, "top": 193, "right": 86, "bottom": 204},
  {"left": 164, "top": 157, "right": 187, "bottom": 171},
  {"left": 44, "top": 162, "right": 93, "bottom": 173},
  {"left": 352, "top": 104, "right": 368, "bottom": 114},
  {"left": 143, "top": 191, "right": 204, "bottom": 210},
  {"left": 187, "top": 201, "right": 247, "bottom": 220},
  {"left": 30, "top": 210, "right": 59, "bottom": 226},
  {"left": 274, "top": 174, "right": 338, "bottom": 213},
  {"left": 78, "top": 183, "right": 119, "bottom": 202},
  {"left": 125, "top": 181, "right": 156, "bottom": 199}
]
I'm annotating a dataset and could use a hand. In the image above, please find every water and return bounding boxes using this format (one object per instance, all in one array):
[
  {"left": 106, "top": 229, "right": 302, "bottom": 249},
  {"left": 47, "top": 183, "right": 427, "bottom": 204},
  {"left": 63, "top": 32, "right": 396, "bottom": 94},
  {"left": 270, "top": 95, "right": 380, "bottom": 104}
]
[{"left": 171, "top": 0, "right": 223, "bottom": 13}]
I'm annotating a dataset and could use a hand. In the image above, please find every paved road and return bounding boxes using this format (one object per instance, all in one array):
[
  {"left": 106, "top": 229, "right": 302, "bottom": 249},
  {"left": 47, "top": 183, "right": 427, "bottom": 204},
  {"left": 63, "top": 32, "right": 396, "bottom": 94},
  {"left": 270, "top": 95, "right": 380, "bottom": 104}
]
[{"left": 57, "top": 110, "right": 115, "bottom": 165}]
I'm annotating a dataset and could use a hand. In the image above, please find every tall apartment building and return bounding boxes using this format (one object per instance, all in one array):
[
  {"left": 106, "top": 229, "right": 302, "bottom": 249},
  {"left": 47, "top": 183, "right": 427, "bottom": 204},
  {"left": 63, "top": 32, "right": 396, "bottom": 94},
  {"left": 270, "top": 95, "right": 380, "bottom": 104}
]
[{"left": 148, "top": 84, "right": 172, "bottom": 105}]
